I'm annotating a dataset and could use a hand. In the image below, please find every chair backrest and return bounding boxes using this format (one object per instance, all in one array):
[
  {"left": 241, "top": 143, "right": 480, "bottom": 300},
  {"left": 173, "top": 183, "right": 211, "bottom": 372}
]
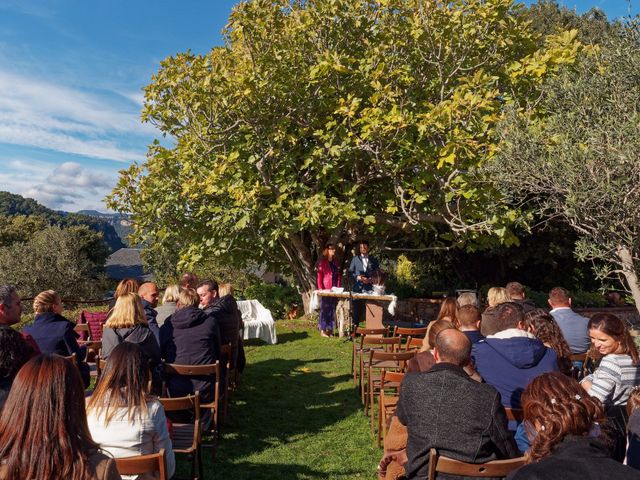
[
  {"left": 164, "top": 362, "right": 219, "bottom": 377},
  {"left": 81, "top": 310, "right": 109, "bottom": 341},
  {"left": 160, "top": 392, "right": 201, "bottom": 450},
  {"left": 220, "top": 343, "right": 233, "bottom": 370},
  {"left": 382, "top": 370, "right": 405, "bottom": 385},
  {"left": 115, "top": 448, "right": 167, "bottom": 480},
  {"left": 394, "top": 326, "right": 429, "bottom": 338},
  {"left": 355, "top": 327, "right": 388, "bottom": 336},
  {"left": 405, "top": 337, "right": 425, "bottom": 351},
  {"left": 370, "top": 350, "right": 416, "bottom": 365},
  {"left": 362, "top": 337, "right": 402, "bottom": 350},
  {"left": 570, "top": 352, "right": 587, "bottom": 362},
  {"left": 61, "top": 353, "right": 77, "bottom": 364},
  {"left": 428, "top": 449, "right": 526, "bottom": 479},
  {"left": 504, "top": 408, "right": 524, "bottom": 422}
]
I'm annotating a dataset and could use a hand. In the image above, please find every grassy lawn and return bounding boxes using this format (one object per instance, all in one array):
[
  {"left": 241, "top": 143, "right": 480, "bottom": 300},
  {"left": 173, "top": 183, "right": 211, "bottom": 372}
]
[{"left": 186, "top": 319, "right": 381, "bottom": 480}]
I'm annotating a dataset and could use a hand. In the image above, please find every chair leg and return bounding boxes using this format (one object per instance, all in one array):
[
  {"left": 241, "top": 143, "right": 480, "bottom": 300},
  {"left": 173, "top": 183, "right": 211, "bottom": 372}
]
[
  {"left": 198, "top": 446, "right": 203, "bottom": 480},
  {"left": 190, "top": 452, "right": 196, "bottom": 480}
]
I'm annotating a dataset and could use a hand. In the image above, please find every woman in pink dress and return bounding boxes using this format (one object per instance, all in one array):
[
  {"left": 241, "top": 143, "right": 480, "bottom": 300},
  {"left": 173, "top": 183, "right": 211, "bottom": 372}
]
[{"left": 317, "top": 243, "right": 341, "bottom": 337}]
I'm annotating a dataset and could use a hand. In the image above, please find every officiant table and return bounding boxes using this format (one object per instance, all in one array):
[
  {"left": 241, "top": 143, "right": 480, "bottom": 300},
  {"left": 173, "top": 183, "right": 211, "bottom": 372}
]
[{"left": 314, "top": 290, "right": 397, "bottom": 332}]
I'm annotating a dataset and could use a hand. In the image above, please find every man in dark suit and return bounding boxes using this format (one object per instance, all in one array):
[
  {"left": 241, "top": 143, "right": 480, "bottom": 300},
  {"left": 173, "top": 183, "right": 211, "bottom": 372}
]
[
  {"left": 347, "top": 239, "right": 380, "bottom": 327},
  {"left": 396, "top": 329, "right": 518, "bottom": 479}
]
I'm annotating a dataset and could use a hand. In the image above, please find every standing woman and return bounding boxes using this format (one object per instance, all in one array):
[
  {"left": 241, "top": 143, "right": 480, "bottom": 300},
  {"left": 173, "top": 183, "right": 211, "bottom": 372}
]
[
  {"left": 317, "top": 243, "right": 341, "bottom": 338},
  {"left": 580, "top": 312, "right": 640, "bottom": 461},
  {"left": 0, "top": 355, "right": 121, "bottom": 480}
]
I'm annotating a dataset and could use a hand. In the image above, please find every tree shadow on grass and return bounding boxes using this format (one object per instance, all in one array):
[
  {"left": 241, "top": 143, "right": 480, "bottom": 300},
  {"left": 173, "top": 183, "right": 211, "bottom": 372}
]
[
  {"left": 207, "top": 356, "right": 368, "bottom": 479},
  {"left": 273, "top": 330, "right": 310, "bottom": 344}
]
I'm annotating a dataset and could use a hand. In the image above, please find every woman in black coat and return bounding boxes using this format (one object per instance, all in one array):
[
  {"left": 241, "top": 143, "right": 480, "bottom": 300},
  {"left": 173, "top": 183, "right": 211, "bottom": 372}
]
[
  {"left": 507, "top": 372, "right": 640, "bottom": 480},
  {"left": 21, "top": 290, "right": 90, "bottom": 387}
]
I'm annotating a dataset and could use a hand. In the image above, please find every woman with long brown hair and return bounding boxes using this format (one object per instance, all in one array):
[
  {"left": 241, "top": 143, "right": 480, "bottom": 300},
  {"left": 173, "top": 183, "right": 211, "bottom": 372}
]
[
  {"left": 523, "top": 309, "right": 573, "bottom": 376},
  {"left": 436, "top": 297, "right": 458, "bottom": 326},
  {"left": 580, "top": 312, "right": 640, "bottom": 461},
  {"left": 0, "top": 354, "right": 121, "bottom": 479},
  {"left": 507, "top": 372, "right": 638, "bottom": 479},
  {"left": 87, "top": 342, "right": 175, "bottom": 479},
  {"left": 316, "top": 243, "right": 341, "bottom": 337}
]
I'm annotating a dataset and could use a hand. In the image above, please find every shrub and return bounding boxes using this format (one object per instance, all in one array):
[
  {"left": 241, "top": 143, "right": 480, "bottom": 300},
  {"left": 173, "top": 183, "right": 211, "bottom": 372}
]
[{"left": 243, "top": 281, "right": 301, "bottom": 319}]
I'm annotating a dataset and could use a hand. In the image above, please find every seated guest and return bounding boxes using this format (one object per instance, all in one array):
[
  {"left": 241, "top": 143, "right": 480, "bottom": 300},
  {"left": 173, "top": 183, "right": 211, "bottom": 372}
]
[
  {"left": 22, "top": 290, "right": 90, "bottom": 387},
  {"left": 154, "top": 284, "right": 179, "bottom": 327},
  {"left": 138, "top": 282, "right": 160, "bottom": 343},
  {"left": 218, "top": 283, "right": 244, "bottom": 369},
  {"left": 406, "top": 320, "right": 454, "bottom": 373},
  {"left": 507, "top": 372, "right": 639, "bottom": 480},
  {"left": 0, "top": 355, "right": 121, "bottom": 480},
  {"left": 472, "top": 302, "right": 558, "bottom": 409},
  {"left": 522, "top": 309, "right": 573, "bottom": 376},
  {"left": 0, "top": 285, "right": 39, "bottom": 354},
  {"left": 456, "top": 291, "right": 478, "bottom": 308},
  {"left": 581, "top": 313, "right": 640, "bottom": 461},
  {"left": 87, "top": 342, "right": 175, "bottom": 480},
  {"left": 457, "top": 305, "right": 484, "bottom": 344},
  {"left": 180, "top": 272, "right": 199, "bottom": 290},
  {"left": 481, "top": 287, "right": 511, "bottom": 336},
  {"left": 627, "top": 387, "right": 640, "bottom": 470},
  {"left": 0, "top": 326, "right": 34, "bottom": 410},
  {"left": 396, "top": 329, "right": 518, "bottom": 479},
  {"left": 547, "top": 287, "right": 590, "bottom": 354},
  {"left": 506, "top": 281, "right": 536, "bottom": 313},
  {"left": 160, "top": 288, "right": 220, "bottom": 404},
  {"left": 102, "top": 293, "right": 161, "bottom": 392},
  {"left": 436, "top": 297, "right": 458, "bottom": 326},
  {"left": 108, "top": 278, "right": 140, "bottom": 311}
]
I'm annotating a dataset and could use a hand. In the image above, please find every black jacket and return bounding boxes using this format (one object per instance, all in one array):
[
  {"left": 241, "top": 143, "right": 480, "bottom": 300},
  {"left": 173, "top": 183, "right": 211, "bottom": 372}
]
[
  {"left": 507, "top": 436, "right": 640, "bottom": 480},
  {"left": 396, "top": 363, "right": 518, "bottom": 480},
  {"left": 142, "top": 299, "right": 161, "bottom": 344},
  {"left": 160, "top": 306, "right": 221, "bottom": 403},
  {"left": 22, "top": 312, "right": 90, "bottom": 387},
  {"left": 202, "top": 295, "right": 238, "bottom": 348}
]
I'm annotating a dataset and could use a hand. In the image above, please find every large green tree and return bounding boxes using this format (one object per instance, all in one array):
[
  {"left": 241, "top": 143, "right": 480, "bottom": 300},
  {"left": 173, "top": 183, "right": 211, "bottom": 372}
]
[
  {"left": 487, "top": 23, "right": 640, "bottom": 312},
  {"left": 108, "top": 0, "right": 578, "bottom": 293}
]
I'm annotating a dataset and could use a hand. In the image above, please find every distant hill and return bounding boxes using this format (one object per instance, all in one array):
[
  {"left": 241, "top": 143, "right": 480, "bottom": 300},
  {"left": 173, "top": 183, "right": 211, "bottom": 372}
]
[
  {"left": 77, "top": 210, "right": 133, "bottom": 246},
  {"left": 0, "top": 191, "right": 126, "bottom": 252}
]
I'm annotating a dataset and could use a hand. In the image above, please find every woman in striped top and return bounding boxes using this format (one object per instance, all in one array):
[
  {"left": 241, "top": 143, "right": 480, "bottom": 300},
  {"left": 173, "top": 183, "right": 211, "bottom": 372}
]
[{"left": 581, "top": 312, "right": 640, "bottom": 461}]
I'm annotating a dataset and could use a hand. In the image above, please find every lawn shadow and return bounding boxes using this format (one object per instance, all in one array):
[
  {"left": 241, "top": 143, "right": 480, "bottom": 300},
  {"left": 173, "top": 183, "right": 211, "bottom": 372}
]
[
  {"left": 274, "top": 330, "right": 310, "bottom": 344},
  {"left": 209, "top": 346, "right": 368, "bottom": 478}
]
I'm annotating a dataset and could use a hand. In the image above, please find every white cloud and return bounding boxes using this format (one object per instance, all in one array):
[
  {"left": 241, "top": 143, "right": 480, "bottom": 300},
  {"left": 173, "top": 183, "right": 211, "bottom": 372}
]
[
  {"left": 2, "top": 159, "right": 116, "bottom": 211},
  {"left": 0, "top": 70, "right": 154, "bottom": 162}
]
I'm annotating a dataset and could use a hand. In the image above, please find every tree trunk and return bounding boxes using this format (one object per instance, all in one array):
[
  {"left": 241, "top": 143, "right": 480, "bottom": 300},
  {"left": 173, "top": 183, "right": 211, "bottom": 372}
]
[{"left": 616, "top": 245, "right": 640, "bottom": 315}]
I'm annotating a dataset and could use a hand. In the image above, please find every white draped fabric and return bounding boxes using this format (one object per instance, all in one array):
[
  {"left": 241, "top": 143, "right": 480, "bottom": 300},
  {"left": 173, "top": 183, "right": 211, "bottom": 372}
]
[{"left": 237, "top": 299, "right": 278, "bottom": 345}]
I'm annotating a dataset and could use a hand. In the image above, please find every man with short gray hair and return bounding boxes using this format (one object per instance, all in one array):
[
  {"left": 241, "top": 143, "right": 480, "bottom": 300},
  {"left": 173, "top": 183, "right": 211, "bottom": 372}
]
[{"left": 396, "top": 329, "right": 517, "bottom": 479}]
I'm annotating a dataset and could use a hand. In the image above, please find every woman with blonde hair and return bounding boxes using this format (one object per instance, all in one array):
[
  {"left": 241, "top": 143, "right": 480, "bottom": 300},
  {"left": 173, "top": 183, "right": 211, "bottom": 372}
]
[
  {"left": 22, "top": 290, "right": 90, "bottom": 386},
  {"left": 155, "top": 284, "right": 179, "bottom": 327},
  {"left": 101, "top": 293, "right": 160, "bottom": 368}
]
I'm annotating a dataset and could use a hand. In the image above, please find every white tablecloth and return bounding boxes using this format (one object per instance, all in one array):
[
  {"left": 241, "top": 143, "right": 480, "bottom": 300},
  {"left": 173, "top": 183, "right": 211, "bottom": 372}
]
[{"left": 237, "top": 299, "right": 278, "bottom": 344}]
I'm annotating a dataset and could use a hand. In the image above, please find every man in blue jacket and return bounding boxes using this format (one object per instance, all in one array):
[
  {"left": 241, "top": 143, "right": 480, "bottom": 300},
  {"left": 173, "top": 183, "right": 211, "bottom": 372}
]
[
  {"left": 472, "top": 302, "right": 558, "bottom": 410},
  {"left": 347, "top": 239, "right": 380, "bottom": 328}
]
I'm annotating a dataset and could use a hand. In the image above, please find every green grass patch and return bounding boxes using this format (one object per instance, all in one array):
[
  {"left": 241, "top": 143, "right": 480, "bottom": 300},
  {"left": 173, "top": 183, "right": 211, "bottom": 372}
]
[{"left": 184, "top": 320, "right": 380, "bottom": 479}]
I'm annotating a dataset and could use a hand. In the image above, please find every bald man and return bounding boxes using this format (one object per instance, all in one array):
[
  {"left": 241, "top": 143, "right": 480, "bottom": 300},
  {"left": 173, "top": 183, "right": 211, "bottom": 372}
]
[
  {"left": 138, "top": 282, "right": 160, "bottom": 343},
  {"left": 396, "top": 329, "right": 517, "bottom": 479}
]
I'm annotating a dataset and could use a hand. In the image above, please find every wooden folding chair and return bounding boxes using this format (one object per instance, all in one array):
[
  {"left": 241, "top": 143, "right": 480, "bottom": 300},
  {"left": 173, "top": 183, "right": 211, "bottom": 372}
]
[
  {"left": 360, "top": 336, "right": 401, "bottom": 405},
  {"left": 393, "top": 326, "right": 429, "bottom": 339},
  {"left": 220, "top": 343, "right": 234, "bottom": 422},
  {"left": 352, "top": 327, "right": 388, "bottom": 386},
  {"left": 405, "top": 336, "right": 424, "bottom": 351},
  {"left": 160, "top": 393, "right": 202, "bottom": 480},
  {"left": 164, "top": 363, "right": 220, "bottom": 452},
  {"left": 115, "top": 448, "right": 167, "bottom": 480},
  {"left": 378, "top": 370, "right": 405, "bottom": 447},
  {"left": 428, "top": 448, "right": 526, "bottom": 479},
  {"left": 504, "top": 408, "right": 524, "bottom": 423},
  {"left": 365, "top": 349, "right": 414, "bottom": 423}
]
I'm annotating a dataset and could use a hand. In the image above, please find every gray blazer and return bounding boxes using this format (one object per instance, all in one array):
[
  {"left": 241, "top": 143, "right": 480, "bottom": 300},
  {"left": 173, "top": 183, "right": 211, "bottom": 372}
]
[
  {"left": 347, "top": 255, "right": 379, "bottom": 293},
  {"left": 396, "top": 363, "right": 518, "bottom": 479},
  {"left": 550, "top": 307, "right": 590, "bottom": 354}
]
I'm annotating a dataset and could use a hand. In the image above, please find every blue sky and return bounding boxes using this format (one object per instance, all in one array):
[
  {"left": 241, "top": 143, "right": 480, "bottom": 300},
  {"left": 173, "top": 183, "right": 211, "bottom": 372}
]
[{"left": 0, "top": 0, "right": 636, "bottom": 212}]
